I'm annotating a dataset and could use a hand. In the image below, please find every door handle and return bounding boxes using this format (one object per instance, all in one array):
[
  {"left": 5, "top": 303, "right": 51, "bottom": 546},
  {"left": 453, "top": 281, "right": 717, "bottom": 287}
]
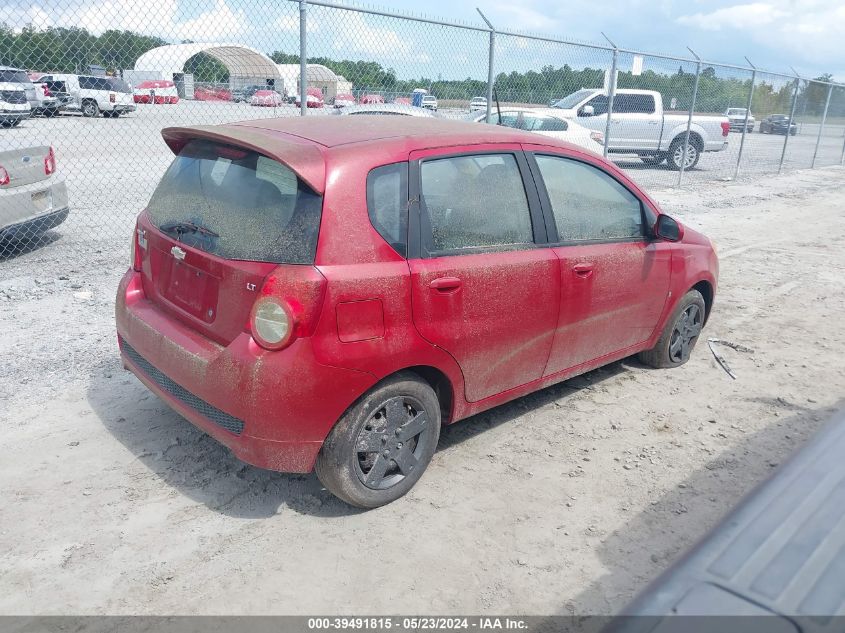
[
  {"left": 573, "top": 263, "right": 594, "bottom": 277},
  {"left": 429, "top": 277, "right": 462, "bottom": 293}
]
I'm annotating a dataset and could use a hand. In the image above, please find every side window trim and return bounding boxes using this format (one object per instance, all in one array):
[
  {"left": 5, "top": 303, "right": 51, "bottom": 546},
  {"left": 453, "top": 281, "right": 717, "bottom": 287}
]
[
  {"left": 408, "top": 149, "right": 547, "bottom": 260},
  {"left": 525, "top": 151, "right": 653, "bottom": 246}
]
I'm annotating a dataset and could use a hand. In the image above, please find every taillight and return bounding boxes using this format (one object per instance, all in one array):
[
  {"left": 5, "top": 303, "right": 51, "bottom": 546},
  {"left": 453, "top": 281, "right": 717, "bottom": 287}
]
[
  {"left": 44, "top": 146, "right": 56, "bottom": 176},
  {"left": 0, "top": 166, "right": 8, "bottom": 187},
  {"left": 110, "top": 92, "right": 116, "bottom": 103},
  {"left": 248, "top": 266, "right": 327, "bottom": 351},
  {"left": 130, "top": 224, "right": 143, "bottom": 271},
  {"left": 721, "top": 121, "right": 730, "bottom": 137},
  {"left": 590, "top": 131, "right": 605, "bottom": 145}
]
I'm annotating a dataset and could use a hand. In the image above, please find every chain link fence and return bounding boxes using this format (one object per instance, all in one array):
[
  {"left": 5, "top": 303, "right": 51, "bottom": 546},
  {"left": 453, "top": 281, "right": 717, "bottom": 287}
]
[{"left": 1, "top": 0, "right": 844, "bottom": 263}]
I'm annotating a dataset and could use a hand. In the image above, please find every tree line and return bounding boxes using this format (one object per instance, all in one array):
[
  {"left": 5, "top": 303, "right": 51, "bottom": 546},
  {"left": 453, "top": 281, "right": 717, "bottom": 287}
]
[{"left": 1, "top": 25, "right": 839, "bottom": 116}]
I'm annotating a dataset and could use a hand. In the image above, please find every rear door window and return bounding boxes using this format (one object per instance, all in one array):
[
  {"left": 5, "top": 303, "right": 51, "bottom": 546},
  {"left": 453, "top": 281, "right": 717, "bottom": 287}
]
[
  {"left": 419, "top": 153, "right": 534, "bottom": 253},
  {"left": 146, "top": 139, "right": 322, "bottom": 263}
]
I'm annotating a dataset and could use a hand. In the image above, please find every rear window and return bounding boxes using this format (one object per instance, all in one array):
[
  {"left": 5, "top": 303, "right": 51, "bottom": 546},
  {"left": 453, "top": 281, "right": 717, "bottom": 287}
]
[
  {"left": 0, "top": 69, "right": 29, "bottom": 83},
  {"left": 146, "top": 139, "right": 323, "bottom": 263},
  {"left": 109, "top": 78, "right": 131, "bottom": 93}
]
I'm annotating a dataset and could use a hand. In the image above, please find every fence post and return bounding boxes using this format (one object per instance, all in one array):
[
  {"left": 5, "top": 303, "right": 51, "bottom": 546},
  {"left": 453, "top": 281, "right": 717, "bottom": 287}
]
[
  {"left": 299, "top": 0, "right": 308, "bottom": 116},
  {"left": 812, "top": 83, "right": 833, "bottom": 168},
  {"left": 677, "top": 48, "right": 701, "bottom": 187},
  {"left": 733, "top": 57, "right": 756, "bottom": 180},
  {"left": 476, "top": 8, "right": 496, "bottom": 124},
  {"left": 601, "top": 33, "right": 617, "bottom": 159},
  {"left": 779, "top": 76, "right": 801, "bottom": 174}
]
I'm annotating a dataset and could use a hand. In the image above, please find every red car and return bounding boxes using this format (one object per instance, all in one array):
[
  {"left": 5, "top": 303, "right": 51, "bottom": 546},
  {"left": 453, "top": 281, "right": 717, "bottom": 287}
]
[
  {"left": 116, "top": 117, "right": 717, "bottom": 508},
  {"left": 295, "top": 87, "right": 324, "bottom": 108}
]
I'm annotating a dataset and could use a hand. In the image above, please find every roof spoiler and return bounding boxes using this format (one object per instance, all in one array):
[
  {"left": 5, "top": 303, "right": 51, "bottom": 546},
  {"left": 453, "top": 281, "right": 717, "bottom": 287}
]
[{"left": 161, "top": 125, "right": 326, "bottom": 194}]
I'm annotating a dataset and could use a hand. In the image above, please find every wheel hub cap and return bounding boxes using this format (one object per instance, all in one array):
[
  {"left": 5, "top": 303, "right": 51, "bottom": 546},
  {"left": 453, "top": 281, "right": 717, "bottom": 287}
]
[{"left": 354, "top": 396, "right": 430, "bottom": 490}]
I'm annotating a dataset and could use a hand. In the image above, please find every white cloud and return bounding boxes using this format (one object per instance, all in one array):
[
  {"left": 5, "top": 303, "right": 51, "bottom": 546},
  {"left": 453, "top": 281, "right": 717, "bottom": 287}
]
[
  {"left": 330, "top": 12, "right": 411, "bottom": 56},
  {"left": 2, "top": 0, "right": 250, "bottom": 42},
  {"left": 275, "top": 13, "right": 318, "bottom": 33},
  {"left": 676, "top": 1, "right": 845, "bottom": 69},
  {"left": 677, "top": 3, "right": 787, "bottom": 30},
  {"left": 178, "top": 0, "right": 246, "bottom": 40}
]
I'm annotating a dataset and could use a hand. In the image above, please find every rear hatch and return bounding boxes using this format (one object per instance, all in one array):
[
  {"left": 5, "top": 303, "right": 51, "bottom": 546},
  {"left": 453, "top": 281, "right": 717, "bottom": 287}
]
[
  {"left": 0, "top": 146, "right": 52, "bottom": 188},
  {"left": 109, "top": 78, "right": 134, "bottom": 107},
  {"left": 137, "top": 138, "right": 323, "bottom": 346}
]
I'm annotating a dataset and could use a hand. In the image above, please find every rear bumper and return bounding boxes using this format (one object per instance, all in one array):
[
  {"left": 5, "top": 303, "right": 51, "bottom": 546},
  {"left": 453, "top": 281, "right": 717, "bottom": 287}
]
[
  {"left": 0, "top": 177, "right": 69, "bottom": 234},
  {"left": 0, "top": 207, "right": 69, "bottom": 240},
  {"left": 115, "top": 270, "right": 376, "bottom": 473}
]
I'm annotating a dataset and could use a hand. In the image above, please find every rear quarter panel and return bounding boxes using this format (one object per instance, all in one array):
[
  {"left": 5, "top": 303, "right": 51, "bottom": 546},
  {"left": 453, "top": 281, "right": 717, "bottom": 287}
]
[{"left": 310, "top": 143, "right": 468, "bottom": 421}]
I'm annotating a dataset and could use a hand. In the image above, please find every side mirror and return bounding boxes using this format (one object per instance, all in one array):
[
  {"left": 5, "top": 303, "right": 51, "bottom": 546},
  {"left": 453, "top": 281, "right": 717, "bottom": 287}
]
[
  {"left": 654, "top": 215, "right": 683, "bottom": 242},
  {"left": 579, "top": 105, "right": 595, "bottom": 117}
]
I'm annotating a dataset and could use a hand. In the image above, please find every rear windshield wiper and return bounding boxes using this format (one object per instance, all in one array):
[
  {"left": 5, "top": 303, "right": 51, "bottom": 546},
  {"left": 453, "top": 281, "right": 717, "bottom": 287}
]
[{"left": 160, "top": 220, "right": 219, "bottom": 238}]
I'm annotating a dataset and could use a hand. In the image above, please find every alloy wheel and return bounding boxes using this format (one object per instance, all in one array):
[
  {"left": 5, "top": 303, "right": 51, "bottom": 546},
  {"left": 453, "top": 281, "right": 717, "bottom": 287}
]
[
  {"left": 668, "top": 304, "right": 703, "bottom": 363},
  {"left": 672, "top": 143, "right": 698, "bottom": 169}
]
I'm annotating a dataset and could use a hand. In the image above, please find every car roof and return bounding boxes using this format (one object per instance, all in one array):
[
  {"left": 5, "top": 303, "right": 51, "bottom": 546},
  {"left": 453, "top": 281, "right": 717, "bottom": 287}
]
[
  {"left": 161, "top": 116, "right": 584, "bottom": 193},
  {"left": 334, "top": 104, "right": 436, "bottom": 117}
]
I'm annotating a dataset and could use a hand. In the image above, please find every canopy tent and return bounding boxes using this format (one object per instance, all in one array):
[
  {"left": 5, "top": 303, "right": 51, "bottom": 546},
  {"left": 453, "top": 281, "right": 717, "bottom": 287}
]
[{"left": 134, "top": 43, "right": 282, "bottom": 88}]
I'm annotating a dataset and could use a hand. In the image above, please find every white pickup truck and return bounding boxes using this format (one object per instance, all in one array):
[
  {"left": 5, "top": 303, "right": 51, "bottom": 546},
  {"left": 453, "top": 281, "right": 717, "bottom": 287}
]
[{"left": 551, "top": 89, "right": 730, "bottom": 170}]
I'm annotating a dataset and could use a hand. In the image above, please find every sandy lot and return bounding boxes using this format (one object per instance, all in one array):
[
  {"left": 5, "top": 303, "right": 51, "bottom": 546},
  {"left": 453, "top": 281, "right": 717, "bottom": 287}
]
[{"left": 1, "top": 165, "right": 845, "bottom": 616}]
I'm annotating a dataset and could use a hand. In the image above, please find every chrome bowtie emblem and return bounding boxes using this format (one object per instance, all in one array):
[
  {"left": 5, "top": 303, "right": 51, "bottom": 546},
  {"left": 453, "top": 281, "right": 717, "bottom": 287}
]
[{"left": 171, "top": 246, "right": 186, "bottom": 260}]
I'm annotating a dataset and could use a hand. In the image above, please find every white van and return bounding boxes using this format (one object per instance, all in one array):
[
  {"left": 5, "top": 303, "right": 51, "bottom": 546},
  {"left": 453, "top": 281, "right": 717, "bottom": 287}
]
[{"left": 37, "top": 74, "right": 135, "bottom": 118}]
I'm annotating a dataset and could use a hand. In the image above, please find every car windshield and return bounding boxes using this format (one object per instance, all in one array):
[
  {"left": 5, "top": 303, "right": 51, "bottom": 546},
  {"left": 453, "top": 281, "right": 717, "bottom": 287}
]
[
  {"left": 727, "top": 108, "right": 746, "bottom": 116},
  {"left": 0, "top": 69, "right": 30, "bottom": 83},
  {"left": 146, "top": 139, "right": 323, "bottom": 263},
  {"left": 551, "top": 89, "right": 596, "bottom": 109}
]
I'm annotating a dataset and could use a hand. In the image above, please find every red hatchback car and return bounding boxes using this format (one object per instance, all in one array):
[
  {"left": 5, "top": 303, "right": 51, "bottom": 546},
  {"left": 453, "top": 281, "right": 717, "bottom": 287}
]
[{"left": 116, "top": 117, "right": 718, "bottom": 507}]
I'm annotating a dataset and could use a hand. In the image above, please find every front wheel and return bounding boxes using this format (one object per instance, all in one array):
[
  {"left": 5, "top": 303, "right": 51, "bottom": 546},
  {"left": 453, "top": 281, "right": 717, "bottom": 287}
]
[
  {"left": 316, "top": 373, "right": 441, "bottom": 508},
  {"left": 639, "top": 290, "right": 706, "bottom": 368},
  {"left": 667, "top": 137, "right": 701, "bottom": 171}
]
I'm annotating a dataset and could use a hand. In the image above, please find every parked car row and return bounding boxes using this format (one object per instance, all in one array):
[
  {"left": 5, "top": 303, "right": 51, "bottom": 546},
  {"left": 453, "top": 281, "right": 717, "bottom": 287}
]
[{"left": 1, "top": 66, "right": 139, "bottom": 124}]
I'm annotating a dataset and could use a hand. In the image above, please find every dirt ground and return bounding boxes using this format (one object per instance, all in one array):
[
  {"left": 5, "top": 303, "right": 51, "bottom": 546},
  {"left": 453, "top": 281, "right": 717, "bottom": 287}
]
[{"left": 2, "top": 166, "right": 845, "bottom": 615}]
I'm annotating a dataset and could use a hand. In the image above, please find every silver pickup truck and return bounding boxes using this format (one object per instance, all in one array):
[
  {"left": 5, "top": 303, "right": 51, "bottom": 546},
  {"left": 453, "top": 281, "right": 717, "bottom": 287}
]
[{"left": 551, "top": 89, "right": 730, "bottom": 170}]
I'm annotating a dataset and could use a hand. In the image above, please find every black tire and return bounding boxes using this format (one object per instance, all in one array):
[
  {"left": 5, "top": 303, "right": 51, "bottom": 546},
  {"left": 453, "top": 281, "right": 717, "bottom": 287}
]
[
  {"left": 103, "top": 111, "right": 121, "bottom": 118},
  {"left": 11, "top": 119, "right": 22, "bottom": 127},
  {"left": 639, "top": 153, "right": 666, "bottom": 166},
  {"left": 82, "top": 100, "right": 99, "bottom": 118},
  {"left": 316, "top": 372, "right": 441, "bottom": 508},
  {"left": 667, "top": 136, "right": 701, "bottom": 171},
  {"left": 0, "top": 120, "right": 12, "bottom": 129},
  {"left": 638, "top": 289, "right": 706, "bottom": 369}
]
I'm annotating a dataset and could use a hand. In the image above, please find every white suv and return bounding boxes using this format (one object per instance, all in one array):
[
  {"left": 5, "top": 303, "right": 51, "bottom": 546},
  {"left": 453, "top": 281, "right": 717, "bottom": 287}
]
[
  {"left": 0, "top": 84, "right": 30, "bottom": 127},
  {"left": 0, "top": 66, "right": 59, "bottom": 116},
  {"left": 37, "top": 74, "right": 136, "bottom": 118}
]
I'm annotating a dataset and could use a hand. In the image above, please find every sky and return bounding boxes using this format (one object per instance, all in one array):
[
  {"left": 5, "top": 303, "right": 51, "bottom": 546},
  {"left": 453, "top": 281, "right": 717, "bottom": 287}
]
[{"left": 2, "top": 0, "right": 843, "bottom": 82}]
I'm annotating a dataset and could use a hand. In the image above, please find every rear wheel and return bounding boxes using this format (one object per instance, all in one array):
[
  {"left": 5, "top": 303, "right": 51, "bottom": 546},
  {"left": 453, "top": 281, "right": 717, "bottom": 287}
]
[
  {"left": 639, "top": 290, "right": 706, "bottom": 368},
  {"left": 667, "top": 136, "right": 701, "bottom": 171},
  {"left": 81, "top": 100, "right": 99, "bottom": 118},
  {"left": 316, "top": 373, "right": 441, "bottom": 508}
]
